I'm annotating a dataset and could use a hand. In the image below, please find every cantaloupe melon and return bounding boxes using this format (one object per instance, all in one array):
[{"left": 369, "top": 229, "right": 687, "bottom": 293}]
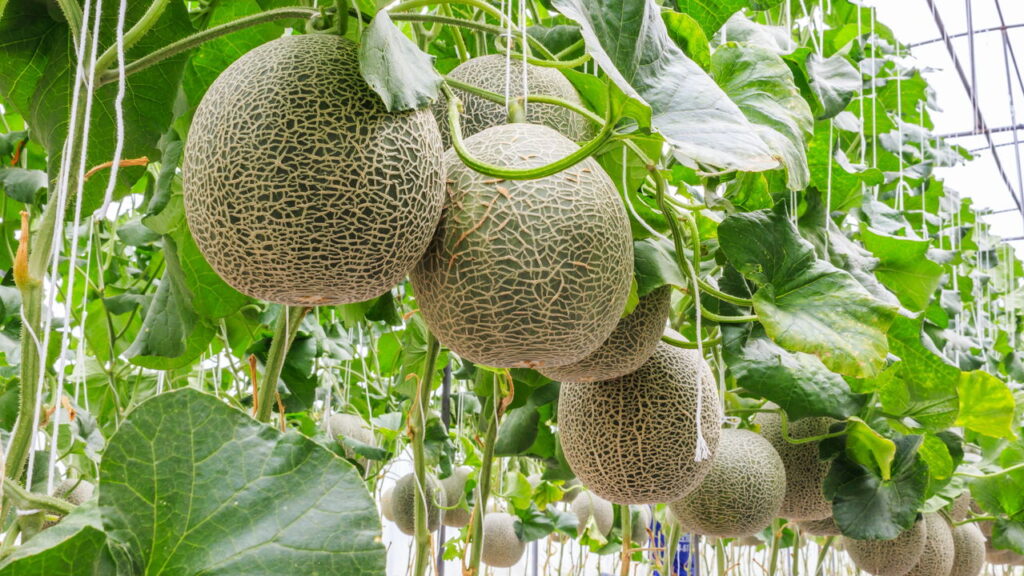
[
  {"left": 667, "top": 428, "right": 786, "bottom": 538},
  {"left": 481, "top": 512, "right": 526, "bottom": 568},
  {"left": 754, "top": 410, "right": 835, "bottom": 521},
  {"left": 558, "top": 343, "right": 721, "bottom": 504},
  {"left": 905, "top": 513, "right": 954, "bottom": 576},
  {"left": 435, "top": 55, "right": 592, "bottom": 146},
  {"left": 411, "top": 123, "right": 632, "bottom": 368},
  {"left": 327, "top": 413, "right": 376, "bottom": 460},
  {"left": 185, "top": 34, "right": 444, "bottom": 306},
  {"left": 844, "top": 516, "right": 927, "bottom": 576},
  {"left": 949, "top": 522, "right": 985, "bottom": 576},
  {"left": 441, "top": 466, "right": 472, "bottom": 528},
  {"left": 392, "top": 472, "right": 445, "bottom": 536},
  {"left": 540, "top": 286, "right": 671, "bottom": 383}
]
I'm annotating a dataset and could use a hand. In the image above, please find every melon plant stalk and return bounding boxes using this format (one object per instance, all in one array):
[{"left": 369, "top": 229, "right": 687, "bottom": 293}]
[{"left": 410, "top": 334, "right": 440, "bottom": 576}]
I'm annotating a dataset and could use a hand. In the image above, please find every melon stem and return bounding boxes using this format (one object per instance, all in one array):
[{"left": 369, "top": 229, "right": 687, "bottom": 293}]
[
  {"left": 411, "top": 334, "right": 441, "bottom": 576},
  {"left": 619, "top": 505, "right": 632, "bottom": 576},
  {"left": 442, "top": 82, "right": 615, "bottom": 180},
  {"left": 467, "top": 371, "right": 500, "bottom": 575},
  {"left": 254, "top": 306, "right": 307, "bottom": 423},
  {"left": 813, "top": 536, "right": 834, "bottom": 576}
]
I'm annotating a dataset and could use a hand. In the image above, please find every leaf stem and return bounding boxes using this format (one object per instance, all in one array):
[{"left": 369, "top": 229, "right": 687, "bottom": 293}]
[
  {"left": 96, "top": 7, "right": 318, "bottom": 86},
  {"left": 814, "top": 536, "right": 834, "bottom": 576},
  {"left": 779, "top": 410, "right": 846, "bottom": 445},
  {"left": 411, "top": 333, "right": 441, "bottom": 576},
  {"left": 957, "top": 462, "right": 1024, "bottom": 479},
  {"left": 92, "top": 0, "right": 171, "bottom": 77},
  {"left": 620, "top": 505, "right": 632, "bottom": 576},
  {"left": 954, "top": 515, "right": 997, "bottom": 525},
  {"left": 442, "top": 82, "right": 614, "bottom": 180},
  {"left": 390, "top": 0, "right": 507, "bottom": 25},
  {"left": 555, "top": 38, "right": 585, "bottom": 59},
  {"left": 443, "top": 76, "right": 605, "bottom": 126},
  {"left": 661, "top": 333, "right": 722, "bottom": 349},
  {"left": 715, "top": 538, "right": 726, "bottom": 576},
  {"left": 467, "top": 371, "right": 499, "bottom": 576},
  {"left": 678, "top": 210, "right": 754, "bottom": 307},
  {"left": 3, "top": 479, "right": 74, "bottom": 516},
  {"left": 254, "top": 306, "right": 307, "bottom": 423},
  {"left": 699, "top": 307, "right": 759, "bottom": 323}
]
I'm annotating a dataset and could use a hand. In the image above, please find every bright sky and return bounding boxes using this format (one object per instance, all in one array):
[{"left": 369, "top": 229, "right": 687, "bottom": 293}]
[{"left": 869, "top": 0, "right": 1024, "bottom": 256}]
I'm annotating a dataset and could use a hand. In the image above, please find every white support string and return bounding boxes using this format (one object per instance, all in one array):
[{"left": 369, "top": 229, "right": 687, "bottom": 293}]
[
  {"left": 98, "top": 0, "right": 128, "bottom": 216},
  {"left": 519, "top": 0, "right": 528, "bottom": 117},
  {"left": 25, "top": 0, "right": 103, "bottom": 489}
]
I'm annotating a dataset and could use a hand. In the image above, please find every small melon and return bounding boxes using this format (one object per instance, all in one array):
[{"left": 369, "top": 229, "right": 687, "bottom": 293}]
[
  {"left": 558, "top": 343, "right": 722, "bottom": 504},
  {"left": 798, "top": 516, "right": 841, "bottom": 537},
  {"left": 734, "top": 536, "right": 763, "bottom": 547},
  {"left": 327, "top": 413, "right": 376, "bottom": 460},
  {"left": 381, "top": 486, "right": 396, "bottom": 522},
  {"left": 905, "top": 513, "right": 954, "bottom": 576},
  {"left": 668, "top": 428, "right": 786, "bottom": 538},
  {"left": 184, "top": 34, "right": 445, "bottom": 306},
  {"left": 392, "top": 472, "right": 446, "bottom": 536},
  {"left": 571, "top": 492, "right": 614, "bottom": 537},
  {"left": 949, "top": 522, "right": 985, "bottom": 576},
  {"left": 411, "top": 123, "right": 632, "bottom": 368},
  {"left": 844, "top": 516, "right": 927, "bottom": 576},
  {"left": 540, "top": 286, "right": 671, "bottom": 383},
  {"left": 754, "top": 410, "right": 836, "bottom": 521},
  {"left": 481, "top": 512, "right": 527, "bottom": 568},
  {"left": 435, "top": 55, "right": 593, "bottom": 146},
  {"left": 441, "top": 466, "right": 473, "bottom": 528}
]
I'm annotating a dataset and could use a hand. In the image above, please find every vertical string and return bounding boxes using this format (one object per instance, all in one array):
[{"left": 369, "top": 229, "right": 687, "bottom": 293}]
[
  {"left": 98, "top": 0, "right": 129, "bottom": 215},
  {"left": 519, "top": 0, "right": 528, "bottom": 117}
]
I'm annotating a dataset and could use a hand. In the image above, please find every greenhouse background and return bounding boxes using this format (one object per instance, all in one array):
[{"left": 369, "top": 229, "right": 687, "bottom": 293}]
[{"left": 0, "top": 0, "right": 1023, "bottom": 575}]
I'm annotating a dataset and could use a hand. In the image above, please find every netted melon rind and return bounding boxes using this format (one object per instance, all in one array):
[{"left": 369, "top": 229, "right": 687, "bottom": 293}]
[
  {"left": 905, "top": 513, "right": 954, "bottom": 576},
  {"left": 481, "top": 512, "right": 527, "bottom": 568},
  {"left": 540, "top": 286, "right": 671, "bottom": 383},
  {"left": 950, "top": 492, "right": 972, "bottom": 522},
  {"left": 392, "top": 473, "right": 445, "bottom": 536},
  {"left": 668, "top": 428, "right": 785, "bottom": 538},
  {"left": 411, "top": 123, "right": 632, "bottom": 368},
  {"left": 441, "top": 466, "right": 472, "bottom": 528},
  {"left": 844, "top": 516, "right": 927, "bottom": 576},
  {"left": 798, "top": 516, "right": 841, "bottom": 537},
  {"left": 571, "top": 492, "right": 614, "bottom": 537},
  {"left": 754, "top": 411, "right": 835, "bottom": 521},
  {"left": 185, "top": 34, "right": 444, "bottom": 306},
  {"left": 328, "top": 413, "right": 376, "bottom": 460},
  {"left": 949, "top": 522, "right": 985, "bottom": 576},
  {"left": 434, "top": 55, "right": 593, "bottom": 146},
  {"left": 381, "top": 487, "right": 396, "bottom": 522},
  {"left": 559, "top": 343, "right": 721, "bottom": 504}
]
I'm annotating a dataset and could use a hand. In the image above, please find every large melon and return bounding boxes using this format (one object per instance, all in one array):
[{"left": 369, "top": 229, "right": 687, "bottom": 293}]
[
  {"left": 184, "top": 34, "right": 444, "bottom": 306},
  {"left": 668, "top": 428, "right": 786, "bottom": 538},
  {"left": 411, "top": 123, "right": 632, "bottom": 368},
  {"left": 540, "top": 286, "right": 671, "bottom": 382},
  {"left": 441, "top": 466, "right": 473, "bottom": 528},
  {"left": 844, "top": 516, "right": 927, "bottom": 576},
  {"left": 905, "top": 513, "right": 954, "bottom": 576},
  {"left": 949, "top": 522, "right": 985, "bottom": 576},
  {"left": 754, "top": 410, "right": 835, "bottom": 521},
  {"left": 327, "top": 413, "right": 376, "bottom": 460},
  {"left": 558, "top": 343, "right": 721, "bottom": 504},
  {"left": 435, "top": 55, "right": 592, "bottom": 145}
]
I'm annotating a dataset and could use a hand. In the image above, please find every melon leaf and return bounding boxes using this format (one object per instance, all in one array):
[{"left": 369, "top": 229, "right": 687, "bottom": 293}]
[
  {"left": 676, "top": 0, "right": 784, "bottom": 36},
  {"left": 956, "top": 371, "right": 1015, "bottom": 439},
  {"left": 552, "top": 0, "right": 778, "bottom": 175},
  {"left": 359, "top": 11, "right": 443, "bottom": 112}
]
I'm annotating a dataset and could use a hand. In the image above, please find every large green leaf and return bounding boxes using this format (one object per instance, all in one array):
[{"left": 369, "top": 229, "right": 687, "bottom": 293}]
[
  {"left": 552, "top": 0, "right": 777, "bottom": 175},
  {"left": 876, "top": 316, "right": 959, "bottom": 430},
  {"left": 956, "top": 371, "right": 1015, "bottom": 439},
  {"left": 723, "top": 324, "right": 867, "bottom": 420},
  {"left": 719, "top": 208, "right": 897, "bottom": 378},
  {"left": 359, "top": 11, "right": 443, "bottom": 111},
  {"left": 713, "top": 43, "right": 813, "bottom": 190},
  {"left": 825, "top": 434, "right": 929, "bottom": 540},
  {"left": 676, "top": 0, "right": 784, "bottom": 36},
  {"left": 124, "top": 238, "right": 215, "bottom": 369},
  {"left": 101, "top": 388, "right": 385, "bottom": 574},
  {"left": 0, "top": 0, "right": 193, "bottom": 213},
  {"left": 0, "top": 502, "right": 122, "bottom": 575},
  {"left": 859, "top": 226, "right": 943, "bottom": 312},
  {"left": 632, "top": 237, "right": 687, "bottom": 296},
  {"left": 845, "top": 417, "right": 896, "bottom": 481}
]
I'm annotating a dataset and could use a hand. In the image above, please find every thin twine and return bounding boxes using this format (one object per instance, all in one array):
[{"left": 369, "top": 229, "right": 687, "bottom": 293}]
[
  {"left": 501, "top": 0, "right": 511, "bottom": 110},
  {"left": 685, "top": 218, "right": 710, "bottom": 462},
  {"left": 519, "top": 0, "right": 527, "bottom": 116},
  {"left": 870, "top": 9, "right": 879, "bottom": 197},
  {"left": 26, "top": 0, "right": 103, "bottom": 488},
  {"left": 98, "top": 0, "right": 128, "bottom": 216}
]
